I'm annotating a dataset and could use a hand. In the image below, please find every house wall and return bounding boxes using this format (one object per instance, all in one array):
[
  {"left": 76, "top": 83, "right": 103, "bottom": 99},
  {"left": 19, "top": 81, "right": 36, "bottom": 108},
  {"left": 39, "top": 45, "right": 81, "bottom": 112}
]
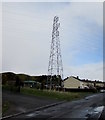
[
  {"left": 64, "top": 76, "right": 80, "bottom": 89},
  {"left": 80, "top": 81, "right": 84, "bottom": 88},
  {"left": 82, "top": 81, "right": 94, "bottom": 87},
  {"left": 95, "top": 82, "right": 104, "bottom": 87},
  {"left": 63, "top": 76, "right": 105, "bottom": 89}
]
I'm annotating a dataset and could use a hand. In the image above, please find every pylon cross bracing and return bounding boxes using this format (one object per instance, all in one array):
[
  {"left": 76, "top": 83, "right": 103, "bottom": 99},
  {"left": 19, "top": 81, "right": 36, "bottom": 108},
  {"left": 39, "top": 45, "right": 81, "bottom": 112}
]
[{"left": 47, "top": 16, "right": 63, "bottom": 87}]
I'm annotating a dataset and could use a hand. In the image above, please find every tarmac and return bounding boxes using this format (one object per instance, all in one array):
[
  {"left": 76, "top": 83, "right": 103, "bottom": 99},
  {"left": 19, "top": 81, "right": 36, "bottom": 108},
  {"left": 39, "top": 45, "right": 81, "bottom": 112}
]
[{"left": 99, "top": 107, "right": 105, "bottom": 120}]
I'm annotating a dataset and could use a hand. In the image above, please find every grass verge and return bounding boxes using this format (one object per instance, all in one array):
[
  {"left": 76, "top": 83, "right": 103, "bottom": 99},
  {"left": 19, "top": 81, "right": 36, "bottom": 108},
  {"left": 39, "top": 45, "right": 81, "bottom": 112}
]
[
  {"left": 20, "top": 87, "right": 94, "bottom": 101},
  {"left": 2, "top": 101, "right": 10, "bottom": 114}
]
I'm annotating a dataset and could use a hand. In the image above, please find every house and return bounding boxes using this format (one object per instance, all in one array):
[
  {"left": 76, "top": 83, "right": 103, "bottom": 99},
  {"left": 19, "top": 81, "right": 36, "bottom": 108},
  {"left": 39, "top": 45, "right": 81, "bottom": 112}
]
[
  {"left": 63, "top": 76, "right": 104, "bottom": 89},
  {"left": 24, "top": 80, "right": 37, "bottom": 87},
  {"left": 80, "top": 79, "right": 95, "bottom": 89},
  {"left": 63, "top": 76, "right": 83, "bottom": 89},
  {"left": 94, "top": 81, "right": 105, "bottom": 88}
]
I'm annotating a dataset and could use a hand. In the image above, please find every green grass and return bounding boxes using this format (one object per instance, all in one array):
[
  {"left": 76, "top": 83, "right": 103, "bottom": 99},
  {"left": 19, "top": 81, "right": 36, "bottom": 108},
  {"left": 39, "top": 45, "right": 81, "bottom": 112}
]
[
  {"left": 3, "top": 85, "right": 94, "bottom": 101},
  {"left": 2, "top": 101, "right": 10, "bottom": 114},
  {"left": 2, "top": 85, "right": 19, "bottom": 92},
  {"left": 20, "top": 87, "right": 93, "bottom": 101}
]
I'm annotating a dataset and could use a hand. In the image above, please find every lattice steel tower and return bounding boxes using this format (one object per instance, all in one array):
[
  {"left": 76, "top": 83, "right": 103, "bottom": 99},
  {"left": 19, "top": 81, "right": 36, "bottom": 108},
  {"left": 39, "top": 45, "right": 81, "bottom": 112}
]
[{"left": 47, "top": 16, "right": 63, "bottom": 87}]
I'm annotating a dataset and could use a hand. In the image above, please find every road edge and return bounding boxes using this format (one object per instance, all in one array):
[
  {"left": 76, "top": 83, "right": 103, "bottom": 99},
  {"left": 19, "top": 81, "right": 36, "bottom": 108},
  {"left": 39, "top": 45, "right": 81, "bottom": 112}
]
[{"left": 1, "top": 100, "right": 66, "bottom": 120}]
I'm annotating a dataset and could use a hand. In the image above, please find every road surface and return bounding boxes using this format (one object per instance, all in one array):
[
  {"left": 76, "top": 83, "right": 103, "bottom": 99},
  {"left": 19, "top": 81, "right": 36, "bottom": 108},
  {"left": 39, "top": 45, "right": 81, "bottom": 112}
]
[
  {"left": 2, "top": 90, "right": 60, "bottom": 117},
  {"left": 2, "top": 92, "right": 105, "bottom": 120}
]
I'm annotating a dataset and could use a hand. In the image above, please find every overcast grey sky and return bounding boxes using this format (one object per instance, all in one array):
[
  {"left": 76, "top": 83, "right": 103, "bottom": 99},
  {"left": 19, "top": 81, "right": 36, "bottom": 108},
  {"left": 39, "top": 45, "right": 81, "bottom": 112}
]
[{"left": 2, "top": 2, "right": 103, "bottom": 81}]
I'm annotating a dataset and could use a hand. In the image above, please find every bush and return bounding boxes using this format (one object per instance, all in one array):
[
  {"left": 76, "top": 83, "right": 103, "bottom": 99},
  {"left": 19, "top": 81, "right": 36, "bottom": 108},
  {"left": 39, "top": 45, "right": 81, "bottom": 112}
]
[{"left": 3, "top": 85, "right": 20, "bottom": 92}]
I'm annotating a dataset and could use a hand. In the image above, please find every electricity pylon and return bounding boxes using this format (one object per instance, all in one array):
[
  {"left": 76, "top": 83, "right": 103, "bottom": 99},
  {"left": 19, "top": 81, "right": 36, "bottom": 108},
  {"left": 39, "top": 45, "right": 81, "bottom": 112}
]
[{"left": 47, "top": 16, "right": 63, "bottom": 89}]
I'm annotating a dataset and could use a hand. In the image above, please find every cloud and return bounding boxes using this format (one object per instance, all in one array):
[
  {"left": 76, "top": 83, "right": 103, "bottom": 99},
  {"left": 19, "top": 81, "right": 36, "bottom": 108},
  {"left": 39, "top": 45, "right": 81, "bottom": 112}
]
[
  {"left": 64, "top": 62, "right": 103, "bottom": 81},
  {"left": 2, "top": 0, "right": 104, "bottom": 2},
  {"left": 2, "top": 2, "right": 103, "bottom": 81},
  {"left": 0, "top": 2, "right": 2, "bottom": 73},
  {"left": 2, "top": 3, "right": 53, "bottom": 75}
]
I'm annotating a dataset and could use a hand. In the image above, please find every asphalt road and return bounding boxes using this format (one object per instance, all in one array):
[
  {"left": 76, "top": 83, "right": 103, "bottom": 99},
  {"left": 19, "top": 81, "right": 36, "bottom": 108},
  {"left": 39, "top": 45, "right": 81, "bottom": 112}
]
[
  {"left": 2, "top": 91, "right": 105, "bottom": 120},
  {"left": 2, "top": 90, "right": 60, "bottom": 117}
]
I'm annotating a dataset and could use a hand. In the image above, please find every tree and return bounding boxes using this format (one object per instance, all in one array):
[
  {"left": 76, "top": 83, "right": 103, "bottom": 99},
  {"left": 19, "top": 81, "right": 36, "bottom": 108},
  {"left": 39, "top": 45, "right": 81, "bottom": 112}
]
[{"left": 15, "top": 76, "right": 21, "bottom": 92}]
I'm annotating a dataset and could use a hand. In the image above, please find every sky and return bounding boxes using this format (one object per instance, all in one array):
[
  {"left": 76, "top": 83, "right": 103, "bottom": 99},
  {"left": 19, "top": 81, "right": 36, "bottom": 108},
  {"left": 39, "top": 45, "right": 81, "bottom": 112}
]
[
  {"left": 0, "top": 2, "right": 2, "bottom": 74},
  {"left": 1, "top": 0, "right": 104, "bottom": 2},
  {"left": 1, "top": 2, "right": 103, "bottom": 81}
]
